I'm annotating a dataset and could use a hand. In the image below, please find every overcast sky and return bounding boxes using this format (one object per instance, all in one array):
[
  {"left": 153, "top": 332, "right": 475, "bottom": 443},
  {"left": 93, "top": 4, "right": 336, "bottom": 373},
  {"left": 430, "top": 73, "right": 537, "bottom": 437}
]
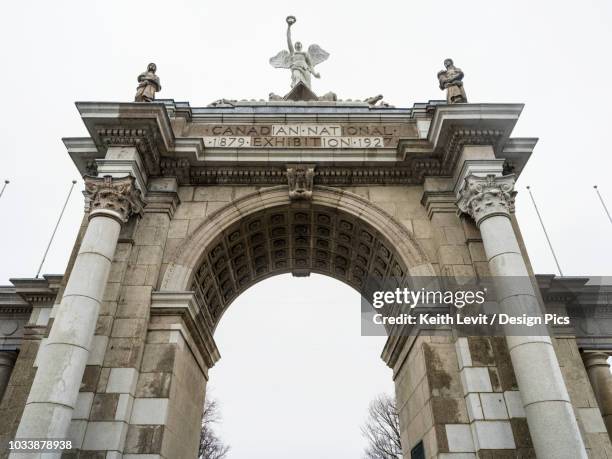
[{"left": 1, "top": 1, "right": 612, "bottom": 457}]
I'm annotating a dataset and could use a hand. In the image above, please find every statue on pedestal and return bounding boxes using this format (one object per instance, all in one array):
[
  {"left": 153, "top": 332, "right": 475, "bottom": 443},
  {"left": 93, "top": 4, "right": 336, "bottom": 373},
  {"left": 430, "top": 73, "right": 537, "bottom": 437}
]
[
  {"left": 134, "top": 63, "right": 161, "bottom": 102},
  {"left": 269, "top": 16, "right": 329, "bottom": 90},
  {"left": 437, "top": 58, "right": 467, "bottom": 104}
]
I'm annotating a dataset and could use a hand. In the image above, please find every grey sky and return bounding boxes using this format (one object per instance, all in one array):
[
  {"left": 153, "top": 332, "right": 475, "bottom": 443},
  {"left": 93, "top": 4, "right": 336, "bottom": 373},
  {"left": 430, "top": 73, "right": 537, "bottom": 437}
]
[{"left": 1, "top": 0, "right": 611, "bottom": 457}]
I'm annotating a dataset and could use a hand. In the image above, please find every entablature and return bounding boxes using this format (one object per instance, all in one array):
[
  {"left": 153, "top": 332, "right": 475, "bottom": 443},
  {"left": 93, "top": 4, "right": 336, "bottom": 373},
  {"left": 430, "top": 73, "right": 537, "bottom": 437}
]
[{"left": 63, "top": 101, "right": 537, "bottom": 187}]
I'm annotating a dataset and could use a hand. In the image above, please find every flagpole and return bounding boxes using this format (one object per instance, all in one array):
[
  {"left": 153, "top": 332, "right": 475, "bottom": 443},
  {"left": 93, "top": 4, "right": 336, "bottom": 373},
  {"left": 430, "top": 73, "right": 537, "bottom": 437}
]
[
  {"left": 0, "top": 180, "right": 9, "bottom": 200},
  {"left": 594, "top": 185, "right": 612, "bottom": 225},
  {"left": 36, "top": 180, "right": 78, "bottom": 278},
  {"left": 526, "top": 186, "right": 564, "bottom": 276}
]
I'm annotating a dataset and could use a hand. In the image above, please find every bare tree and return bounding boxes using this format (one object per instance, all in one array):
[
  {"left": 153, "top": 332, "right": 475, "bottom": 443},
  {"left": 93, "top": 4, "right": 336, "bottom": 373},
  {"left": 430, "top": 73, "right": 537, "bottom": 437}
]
[
  {"left": 361, "top": 394, "right": 402, "bottom": 459},
  {"left": 199, "top": 398, "right": 230, "bottom": 459}
]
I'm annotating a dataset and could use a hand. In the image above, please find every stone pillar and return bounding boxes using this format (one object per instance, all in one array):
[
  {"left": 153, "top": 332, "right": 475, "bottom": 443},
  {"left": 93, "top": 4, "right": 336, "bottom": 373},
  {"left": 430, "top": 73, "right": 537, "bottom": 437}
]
[
  {"left": 0, "top": 351, "right": 18, "bottom": 401},
  {"left": 11, "top": 176, "right": 143, "bottom": 457},
  {"left": 583, "top": 351, "right": 612, "bottom": 438},
  {"left": 458, "top": 173, "right": 587, "bottom": 459}
]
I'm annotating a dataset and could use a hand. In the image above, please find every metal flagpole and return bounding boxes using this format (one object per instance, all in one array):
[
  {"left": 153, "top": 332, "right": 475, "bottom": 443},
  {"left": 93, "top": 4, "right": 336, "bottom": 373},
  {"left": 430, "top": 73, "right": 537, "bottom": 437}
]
[
  {"left": 36, "top": 180, "right": 78, "bottom": 278},
  {"left": 594, "top": 185, "right": 612, "bottom": 225},
  {"left": 526, "top": 186, "right": 564, "bottom": 276},
  {"left": 0, "top": 180, "right": 9, "bottom": 200}
]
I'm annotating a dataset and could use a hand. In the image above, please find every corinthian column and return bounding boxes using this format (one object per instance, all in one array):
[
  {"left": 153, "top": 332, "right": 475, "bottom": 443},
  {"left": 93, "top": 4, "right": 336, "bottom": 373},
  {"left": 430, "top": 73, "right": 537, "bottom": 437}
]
[
  {"left": 11, "top": 176, "right": 143, "bottom": 457},
  {"left": 0, "top": 351, "right": 18, "bottom": 401},
  {"left": 582, "top": 351, "right": 612, "bottom": 439},
  {"left": 458, "top": 174, "right": 587, "bottom": 459}
]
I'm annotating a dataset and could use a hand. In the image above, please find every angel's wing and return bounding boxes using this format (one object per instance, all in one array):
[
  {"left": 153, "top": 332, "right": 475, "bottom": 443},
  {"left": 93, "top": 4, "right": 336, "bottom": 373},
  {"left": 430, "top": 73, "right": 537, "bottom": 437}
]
[
  {"left": 307, "top": 44, "right": 329, "bottom": 67},
  {"left": 269, "top": 50, "right": 292, "bottom": 69}
]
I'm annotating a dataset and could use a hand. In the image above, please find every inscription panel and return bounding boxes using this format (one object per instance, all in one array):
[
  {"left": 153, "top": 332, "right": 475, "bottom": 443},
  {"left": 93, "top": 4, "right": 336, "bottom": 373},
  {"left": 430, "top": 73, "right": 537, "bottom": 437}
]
[{"left": 189, "top": 123, "right": 417, "bottom": 149}]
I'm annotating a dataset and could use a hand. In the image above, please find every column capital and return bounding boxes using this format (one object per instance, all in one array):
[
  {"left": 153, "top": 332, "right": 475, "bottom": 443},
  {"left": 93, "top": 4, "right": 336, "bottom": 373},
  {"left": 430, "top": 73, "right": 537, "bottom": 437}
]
[
  {"left": 457, "top": 174, "right": 516, "bottom": 225},
  {"left": 84, "top": 175, "right": 145, "bottom": 223},
  {"left": 582, "top": 351, "right": 611, "bottom": 368},
  {"left": 0, "top": 350, "right": 18, "bottom": 367}
]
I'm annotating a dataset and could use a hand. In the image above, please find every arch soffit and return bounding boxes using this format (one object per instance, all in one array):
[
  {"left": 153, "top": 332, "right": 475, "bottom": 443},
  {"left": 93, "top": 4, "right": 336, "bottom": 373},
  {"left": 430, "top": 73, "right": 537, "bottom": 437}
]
[{"left": 159, "top": 186, "right": 435, "bottom": 292}]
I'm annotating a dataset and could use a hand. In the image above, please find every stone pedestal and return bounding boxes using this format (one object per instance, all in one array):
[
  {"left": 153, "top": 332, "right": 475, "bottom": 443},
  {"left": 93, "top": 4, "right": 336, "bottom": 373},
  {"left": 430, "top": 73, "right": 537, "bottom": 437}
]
[
  {"left": 458, "top": 173, "right": 588, "bottom": 459},
  {"left": 0, "top": 351, "right": 18, "bottom": 401},
  {"left": 583, "top": 351, "right": 612, "bottom": 439}
]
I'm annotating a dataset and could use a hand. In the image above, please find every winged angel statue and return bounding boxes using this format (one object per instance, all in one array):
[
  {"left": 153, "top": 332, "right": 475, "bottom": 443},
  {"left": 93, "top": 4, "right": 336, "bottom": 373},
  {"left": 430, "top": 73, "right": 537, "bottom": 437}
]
[{"left": 269, "top": 16, "right": 330, "bottom": 90}]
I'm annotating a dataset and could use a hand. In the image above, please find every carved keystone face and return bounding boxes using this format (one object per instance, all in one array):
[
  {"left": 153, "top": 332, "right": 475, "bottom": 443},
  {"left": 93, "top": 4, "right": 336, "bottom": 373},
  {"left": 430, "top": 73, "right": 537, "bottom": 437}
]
[{"left": 295, "top": 42, "right": 302, "bottom": 52}]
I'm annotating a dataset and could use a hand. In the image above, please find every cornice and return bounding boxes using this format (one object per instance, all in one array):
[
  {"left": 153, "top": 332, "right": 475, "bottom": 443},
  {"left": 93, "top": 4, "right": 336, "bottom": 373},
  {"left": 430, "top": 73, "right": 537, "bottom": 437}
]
[{"left": 64, "top": 101, "right": 533, "bottom": 187}]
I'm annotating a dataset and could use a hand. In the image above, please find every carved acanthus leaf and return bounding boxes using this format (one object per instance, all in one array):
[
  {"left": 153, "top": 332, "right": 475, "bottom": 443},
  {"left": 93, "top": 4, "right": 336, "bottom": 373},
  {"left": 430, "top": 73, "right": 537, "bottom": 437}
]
[
  {"left": 457, "top": 174, "right": 516, "bottom": 224},
  {"left": 84, "top": 175, "right": 145, "bottom": 223}
]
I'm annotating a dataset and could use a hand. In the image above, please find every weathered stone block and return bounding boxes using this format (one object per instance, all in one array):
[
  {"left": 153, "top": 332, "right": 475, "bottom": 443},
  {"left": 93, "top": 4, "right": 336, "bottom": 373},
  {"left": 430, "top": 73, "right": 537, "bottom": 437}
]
[
  {"left": 167, "top": 219, "right": 189, "bottom": 239},
  {"left": 460, "top": 367, "right": 492, "bottom": 395},
  {"left": 125, "top": 425, "right": 164, "bottom": 454},
  {"left": 194, "top": 186, "right": 234, "bottom": 202},
  {"left": 90, "top": 393, "right": 120, "bottom": 421},
  {"left": 136, "top": 372, "right": 172, "bottom": 398},
  {"left": 80, "top": 365, "right": 101, "bottom": 392},
  {"left": 130, "top": 398, "right": 169, "bottom": 425},
  {"left": 446, "top": 424, "right": 475, "bottom": 452},
  {"left": 112, "top": 318, "right": 146, "bottom": 338},
  {"left": 106, "top": 367, "right": 139, "bottom": 395},
  {"left": 103, "top": 337, "right": 144, "bottom": 368},
  {"left": 141, "top": 344, "right": 176, "bottom": 373}
]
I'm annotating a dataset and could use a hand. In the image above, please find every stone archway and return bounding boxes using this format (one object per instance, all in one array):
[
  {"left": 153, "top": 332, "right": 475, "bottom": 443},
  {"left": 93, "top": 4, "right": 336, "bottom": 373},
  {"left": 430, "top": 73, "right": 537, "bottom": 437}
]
[
  {"left": 9, "top": 98, "right": 596, "bottom": 459},
  {"left": 145, "top": 185, "right": 436, "bottom": 457},
  {"left": 160, "top": 185, "right": 435, "bottom": 299}
]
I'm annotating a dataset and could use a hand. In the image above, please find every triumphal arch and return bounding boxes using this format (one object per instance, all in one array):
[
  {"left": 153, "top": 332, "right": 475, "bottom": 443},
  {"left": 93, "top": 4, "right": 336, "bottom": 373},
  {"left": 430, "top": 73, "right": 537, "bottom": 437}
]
[{"left": 2, "top": 17, "right": 612, "bottom": 459}]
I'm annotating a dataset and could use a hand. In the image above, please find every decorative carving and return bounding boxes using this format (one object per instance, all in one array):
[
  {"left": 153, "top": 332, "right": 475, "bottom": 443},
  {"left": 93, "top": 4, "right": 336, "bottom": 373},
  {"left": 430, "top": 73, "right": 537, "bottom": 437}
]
[
  {"left": 286, "top": 164, "right": 315, "bottom": 200},
  {"left": 457, "top": 174, "right": 517, "bottom": 224},
  {"left": 207, "top": 98, "right": 236, "bottom": 107},
  {"left": 442, "top": 129, "right": 504, "bottom": 174},
  {"left": 96, "top": 127, "right": 161, "bottom": 176},
  {"left": 84, "top": 175, "right": 145, "bottom": 223},
  {"left": 269, "top": 16, "right": 329, "bottom": 89},
  {"left": 319, "top": 91, "right": 338, "bottom": 102},
  {"left": 135, "top": 63, "right": 161, "bottom": 102},
  {"left": 364, "top": 95, "right": 383, "bottom": 105},
  {"left": 268, "top": 92, "right": 284, "bottom": 101},
  {"left": 438, "top": 58, "right": 467, "bottom": 104}
]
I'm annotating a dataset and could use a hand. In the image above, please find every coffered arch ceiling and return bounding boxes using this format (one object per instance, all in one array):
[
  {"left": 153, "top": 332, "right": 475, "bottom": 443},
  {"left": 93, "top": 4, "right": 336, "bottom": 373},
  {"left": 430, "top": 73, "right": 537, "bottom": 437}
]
[
  {"left": 160, "top": 186, "right": 435, "bottom": 331},
  {"left": 191, "top": 204, "right": 411, "bottom": 328}
]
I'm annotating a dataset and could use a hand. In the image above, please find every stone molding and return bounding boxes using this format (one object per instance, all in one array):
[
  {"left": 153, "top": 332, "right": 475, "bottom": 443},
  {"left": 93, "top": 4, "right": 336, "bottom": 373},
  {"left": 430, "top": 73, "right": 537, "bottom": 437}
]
[
  {"left": 144, "top": 177, "right": 180, "bottom": 217},
  {"left": 457, "top": 174, "right": 516, "bottom": 226},
  {"left": 442, "top": 129, "right": 504, "bottom": 174},
  {"left": 84, "top": 175, "right": 145, "bottom": 223},
  {"left": 421, "top": 191, "right": 457, "bottom": 219},
  {"left": 150, "top": 291, "right": 220, "bottom": 370}
]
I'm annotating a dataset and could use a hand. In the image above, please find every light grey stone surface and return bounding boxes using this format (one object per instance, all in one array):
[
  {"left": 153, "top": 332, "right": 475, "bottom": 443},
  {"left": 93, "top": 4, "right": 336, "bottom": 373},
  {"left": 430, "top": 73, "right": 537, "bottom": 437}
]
[
  {"left": 480, "top": 393, "right": 508, "bottom": 420},
  {"left": 446, "top": 424, "right": 475, "bottom": 452},
  {"left": 459, "top": 367, "right": 492, "bottom": 395},
  {"left": 470, "top": 420, "right": 515, "bottom": 450}
]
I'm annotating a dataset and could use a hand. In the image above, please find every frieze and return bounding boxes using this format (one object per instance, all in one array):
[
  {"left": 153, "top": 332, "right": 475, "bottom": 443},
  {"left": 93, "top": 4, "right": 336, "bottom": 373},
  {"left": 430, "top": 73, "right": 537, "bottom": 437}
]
[{"left": 186, "top": 122, "right": 417, "bottom": 149}]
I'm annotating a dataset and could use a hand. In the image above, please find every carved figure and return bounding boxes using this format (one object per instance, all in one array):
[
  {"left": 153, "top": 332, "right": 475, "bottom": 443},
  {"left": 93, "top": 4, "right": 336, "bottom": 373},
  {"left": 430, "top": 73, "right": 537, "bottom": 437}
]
[
  {"left": 134, "top": 63, "right": 161, "bottom": 102},
  {"left": 364, "top": 95, "right": 383, "bottom": 105},
  {"left": 286, "top": 164, "right": 315, "bottom": 200},
  {"left": 269, "top": 92, "right": 283, "bottom": 101},
  {"left": 437, "top": 58, "right": 467, "bottom": 104},
  {"left": 269, "top": 16, "right": 329, "bottom": 89},
  {"left": 208, "top": 98, "right": 236, "bottom": 107}
]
